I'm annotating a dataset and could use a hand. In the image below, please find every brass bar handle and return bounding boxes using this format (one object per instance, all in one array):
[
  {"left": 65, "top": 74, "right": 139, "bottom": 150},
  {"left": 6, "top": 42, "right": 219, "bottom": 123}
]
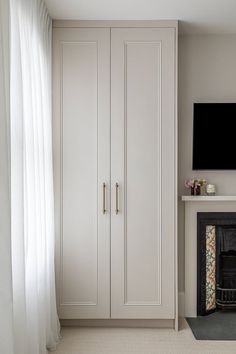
[
  {"left": 115, "top": 183, "right": 119, "bottom": 214},
  {"left": 103, "top": 183, "right": 106, "bottom": 214}
]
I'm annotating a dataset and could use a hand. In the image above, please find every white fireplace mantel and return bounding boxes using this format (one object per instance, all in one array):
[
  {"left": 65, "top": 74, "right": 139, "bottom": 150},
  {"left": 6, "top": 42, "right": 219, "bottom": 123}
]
[
  {"left": 182, "top": 195, "right": 236, "bottom": 202},
  {"left": 181, "top": 196, "right": 236, "bottom": 317}
]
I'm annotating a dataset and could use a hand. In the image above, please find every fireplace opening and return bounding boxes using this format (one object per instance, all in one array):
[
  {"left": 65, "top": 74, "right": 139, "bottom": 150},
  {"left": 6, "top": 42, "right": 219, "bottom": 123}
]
[
  {"left": 216, "top": 227, "right": 236, "bottom": 309},
  {"left": 216, "top": 250, "right": 236, "bottom": 308},
  {"left": 197, "top": 213, "right": 236, "bottom": 316}
]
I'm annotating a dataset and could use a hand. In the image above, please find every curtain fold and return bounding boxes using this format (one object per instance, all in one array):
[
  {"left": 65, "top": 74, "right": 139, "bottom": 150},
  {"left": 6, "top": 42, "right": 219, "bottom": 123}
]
[{"left": 10, "top": 0, "right": 60, "bottom": 353}]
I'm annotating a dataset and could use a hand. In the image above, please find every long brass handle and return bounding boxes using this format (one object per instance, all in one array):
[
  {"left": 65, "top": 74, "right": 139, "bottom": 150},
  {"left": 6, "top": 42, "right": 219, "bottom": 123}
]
[
  {"left": 115, "top": 183, "right": 119, "bottom": 214},
  {"left": 103, "top": 183, "right": 106, "bottom": 214}
]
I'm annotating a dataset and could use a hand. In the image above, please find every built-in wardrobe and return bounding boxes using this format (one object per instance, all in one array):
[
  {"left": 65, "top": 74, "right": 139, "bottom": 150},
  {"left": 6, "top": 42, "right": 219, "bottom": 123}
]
[{"left": 53, "top": 20, "right": 178, "bottom": 328}]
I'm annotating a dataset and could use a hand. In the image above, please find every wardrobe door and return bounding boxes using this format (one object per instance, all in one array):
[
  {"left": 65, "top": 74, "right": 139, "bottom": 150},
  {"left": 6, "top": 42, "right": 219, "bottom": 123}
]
[
  {"left": 53, "top": 28, "right": 110, "bottom": 319},
  {"left": 111, "top": 28, "right": 176, "bottom": 319}
]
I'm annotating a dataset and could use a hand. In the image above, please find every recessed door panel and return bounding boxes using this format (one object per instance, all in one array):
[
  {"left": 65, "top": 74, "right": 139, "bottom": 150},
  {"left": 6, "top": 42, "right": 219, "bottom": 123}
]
[
  {"left": 111, "top": 28, "right": 176, "bottom": 318},
  {"left": 53, "top": 28, "right": 110, "bottom": 319}
]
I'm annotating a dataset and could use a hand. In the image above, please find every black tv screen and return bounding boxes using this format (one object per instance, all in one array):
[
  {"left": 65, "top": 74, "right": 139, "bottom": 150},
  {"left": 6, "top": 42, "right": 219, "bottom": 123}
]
[{"left": 192, "top": 103, "right": 236, "bottom": 170}]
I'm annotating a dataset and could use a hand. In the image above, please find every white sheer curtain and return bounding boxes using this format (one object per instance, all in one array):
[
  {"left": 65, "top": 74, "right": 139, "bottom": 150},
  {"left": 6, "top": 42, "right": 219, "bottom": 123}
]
[
  {"left": 0, "top": 0, "right": 14, "bottom": 352},
  {"left": 10, "top": 0, "right": 60, "bottom": 353}
]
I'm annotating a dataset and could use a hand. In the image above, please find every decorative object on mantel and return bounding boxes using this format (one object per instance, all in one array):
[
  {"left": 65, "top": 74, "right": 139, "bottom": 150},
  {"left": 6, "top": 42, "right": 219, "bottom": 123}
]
[
  {"left": 185, "top": 179, "right": 195, "bottom": 195},
  {"left": 206, "top": 184, "right": 216, "bottom": 196},
  {"left": 185, "top": 178, "right": 207, "bottom": 196},
  {"left": 198, "top": 179, "right": 207, "bottom": 195}
]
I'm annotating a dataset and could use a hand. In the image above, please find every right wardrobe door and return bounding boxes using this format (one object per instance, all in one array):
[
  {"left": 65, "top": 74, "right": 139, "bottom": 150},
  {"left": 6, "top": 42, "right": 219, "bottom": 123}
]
[{"left": 111, "top": 28, "right": 176, "bottom": 319}]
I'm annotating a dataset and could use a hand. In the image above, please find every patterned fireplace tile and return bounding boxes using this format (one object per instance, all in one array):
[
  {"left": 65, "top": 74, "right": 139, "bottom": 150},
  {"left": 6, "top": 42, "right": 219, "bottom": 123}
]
[{"left": 206, "top": 225, "right": 216, "bottom": 312}]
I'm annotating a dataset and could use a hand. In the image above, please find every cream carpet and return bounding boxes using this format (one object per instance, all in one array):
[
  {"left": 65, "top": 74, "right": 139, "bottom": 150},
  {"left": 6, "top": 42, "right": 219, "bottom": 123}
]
[{"left": 54, "top": 319, "right": 236, "bottom": 354}]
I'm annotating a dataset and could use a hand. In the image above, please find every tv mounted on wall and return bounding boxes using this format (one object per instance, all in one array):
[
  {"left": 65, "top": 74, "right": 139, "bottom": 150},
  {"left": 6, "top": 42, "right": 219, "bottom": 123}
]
[{"left": 192, "top": 103, "right": 236, "bottom": 170}]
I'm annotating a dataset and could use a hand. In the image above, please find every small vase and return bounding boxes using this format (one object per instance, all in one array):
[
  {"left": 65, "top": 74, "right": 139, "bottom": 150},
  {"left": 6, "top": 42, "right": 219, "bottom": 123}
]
[
  {"left": 191, "top": 187, "right": 195, "bottom": 195},
  {"left": 196, "top": 185, "right": 201, "bottom": 195}
]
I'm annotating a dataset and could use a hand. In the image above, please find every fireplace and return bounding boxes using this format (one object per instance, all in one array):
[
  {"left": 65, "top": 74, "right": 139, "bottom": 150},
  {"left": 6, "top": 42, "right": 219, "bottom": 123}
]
[{"left": 197, "top": 212, "right": 236, "bottom": 316}]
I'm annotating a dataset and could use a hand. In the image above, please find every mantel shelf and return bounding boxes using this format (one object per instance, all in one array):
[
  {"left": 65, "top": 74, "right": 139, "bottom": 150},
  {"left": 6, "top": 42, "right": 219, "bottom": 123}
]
[{"left": 181, "top": 195, "right": 236, "bottom": 202}]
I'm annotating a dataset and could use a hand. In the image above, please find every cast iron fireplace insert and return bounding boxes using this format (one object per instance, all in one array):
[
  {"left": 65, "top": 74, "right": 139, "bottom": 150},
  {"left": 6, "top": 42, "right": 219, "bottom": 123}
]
[{"left": 197, "top": 212, "right": 236, "bottom": 316}]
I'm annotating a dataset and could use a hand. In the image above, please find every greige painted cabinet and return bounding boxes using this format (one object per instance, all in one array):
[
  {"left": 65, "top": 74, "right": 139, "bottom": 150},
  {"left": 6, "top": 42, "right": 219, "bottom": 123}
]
[{"left": 53, "top": 22, "right": 177, "bottom": 322}]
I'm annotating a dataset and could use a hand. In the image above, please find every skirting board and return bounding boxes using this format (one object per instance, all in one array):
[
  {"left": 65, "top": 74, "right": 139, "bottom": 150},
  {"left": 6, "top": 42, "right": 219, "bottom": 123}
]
[
  {"left": 60, "top": 319, "right": 174, "bottom": 328},
  {"left": 178, "top": 291, "right": 185, "bottom": 318}
]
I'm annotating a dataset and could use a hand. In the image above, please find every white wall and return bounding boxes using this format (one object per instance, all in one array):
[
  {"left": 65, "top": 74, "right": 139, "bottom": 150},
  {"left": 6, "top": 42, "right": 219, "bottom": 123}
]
[{"left": 178, "top": 35, "right": 236, "bottom": 292}]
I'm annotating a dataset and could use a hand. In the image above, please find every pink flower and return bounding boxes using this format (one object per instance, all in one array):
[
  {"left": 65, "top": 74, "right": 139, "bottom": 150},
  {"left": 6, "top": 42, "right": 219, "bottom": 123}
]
[{"left": 185, "top": 179, "right": 195, "bottom": 189}]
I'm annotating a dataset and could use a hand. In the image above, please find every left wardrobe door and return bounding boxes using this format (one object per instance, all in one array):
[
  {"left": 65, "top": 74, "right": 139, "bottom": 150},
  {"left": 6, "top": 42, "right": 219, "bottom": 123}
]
[{"left": 53, "top": 28, "right": 110, "bottom": 319}]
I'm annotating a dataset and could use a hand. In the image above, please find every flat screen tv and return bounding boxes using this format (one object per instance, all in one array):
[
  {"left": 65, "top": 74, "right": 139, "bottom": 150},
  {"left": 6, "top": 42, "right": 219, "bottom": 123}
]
[{"left": 192, "top": 103, "right": 236, "bottom": 170}]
